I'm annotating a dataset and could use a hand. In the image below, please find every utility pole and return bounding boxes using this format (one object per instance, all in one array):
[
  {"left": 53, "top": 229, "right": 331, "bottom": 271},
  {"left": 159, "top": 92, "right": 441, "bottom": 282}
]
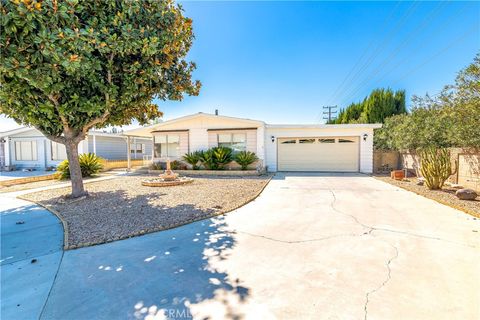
[{"left": 322, "top": 105, "right": 338, "bottom": 123}]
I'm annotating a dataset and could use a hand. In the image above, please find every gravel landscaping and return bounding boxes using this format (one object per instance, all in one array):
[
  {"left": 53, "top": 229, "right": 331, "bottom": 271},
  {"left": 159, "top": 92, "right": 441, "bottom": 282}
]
[
  {"left": 375, "top": 175, "right": 480, "bottom": 218},
  {"left": 0, "top": 173, "right": 116, "bottom": 194},
  {"left": 21, "top": 174, "right": 271, "bottom": 249}
]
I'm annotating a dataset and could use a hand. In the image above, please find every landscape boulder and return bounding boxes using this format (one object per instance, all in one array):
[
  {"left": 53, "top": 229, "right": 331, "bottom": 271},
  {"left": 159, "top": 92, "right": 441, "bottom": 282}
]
[{"left": 455, "top": 189, "right": 478, "bottom": 201}]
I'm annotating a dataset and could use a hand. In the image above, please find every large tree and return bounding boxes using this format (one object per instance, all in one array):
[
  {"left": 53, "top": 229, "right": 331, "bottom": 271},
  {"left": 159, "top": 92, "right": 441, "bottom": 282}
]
[
  {"left": 374, "top": 53, "right": 480, "bottom": 151},
  {"left": 331, "top": 88, "right": 406, "bottom": 124},
  {"left": 1, "top": 0, "right": 200, "bottom": 197}
]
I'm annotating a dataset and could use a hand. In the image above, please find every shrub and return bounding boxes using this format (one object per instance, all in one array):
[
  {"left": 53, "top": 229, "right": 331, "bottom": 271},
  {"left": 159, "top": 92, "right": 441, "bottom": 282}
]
[
  {"left": 198, "top": 147, "right": 234, "bottom": 170},
  {"left": 199, "top": 149, "right": 217, "bottom": 170},
  {"left": 419, "top": 147, "right": 456, "bottom": 190},
  {"left": 149, "top": 162, "right": 165, "bottom": 170},
  {"left": 171, "top": 160, "right": 187, "bottom": 170},
  {"left": 56, "top": 153, "right": 103, "bottom": 180},
  {"left": 235, "top": 151, "right": 258, "bottom": 170},
  {"left": 182, "top": 151, "right": 202, "bottom": 170}
]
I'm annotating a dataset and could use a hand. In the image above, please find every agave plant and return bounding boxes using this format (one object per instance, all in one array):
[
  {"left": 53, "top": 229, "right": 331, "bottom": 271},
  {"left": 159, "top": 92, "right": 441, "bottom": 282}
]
[
  {"left": 182, "top": 151, "right": 202, "bottom": 170},
  {"left": 56, "top": 153, "right": 103, "bottom": 180},
  {"left": 235, "top": 151, "right": 258, "bottom": 170},
  {"left": 212, "top": 147, "right": 233, "bottom": 169}
]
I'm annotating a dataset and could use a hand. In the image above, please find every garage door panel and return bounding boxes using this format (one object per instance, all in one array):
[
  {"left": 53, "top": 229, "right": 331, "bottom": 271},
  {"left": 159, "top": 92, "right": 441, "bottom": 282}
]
[{"left": 278, "top": 137, "right": 359, "bottom": 172}]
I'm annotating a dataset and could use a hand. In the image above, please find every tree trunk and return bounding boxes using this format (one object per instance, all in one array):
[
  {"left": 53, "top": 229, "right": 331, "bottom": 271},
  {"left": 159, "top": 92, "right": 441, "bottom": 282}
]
[{"left": 64, "top": 140, "right": 87, "bottom": 198}]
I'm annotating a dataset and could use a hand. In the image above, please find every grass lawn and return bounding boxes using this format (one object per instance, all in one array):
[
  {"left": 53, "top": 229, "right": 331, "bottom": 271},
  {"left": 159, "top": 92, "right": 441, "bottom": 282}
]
[
  {"left": 375, "top": 175, "right": 480, "bottom": 219},
  {"left": 21, "top": 174, "right": 271, "bottom": 249}
]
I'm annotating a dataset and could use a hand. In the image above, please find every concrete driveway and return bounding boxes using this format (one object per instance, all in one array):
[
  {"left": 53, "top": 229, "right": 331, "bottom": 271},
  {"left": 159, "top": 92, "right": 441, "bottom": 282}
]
[{"left": 2, "top": 173, "right": 479, "bottom": 319}]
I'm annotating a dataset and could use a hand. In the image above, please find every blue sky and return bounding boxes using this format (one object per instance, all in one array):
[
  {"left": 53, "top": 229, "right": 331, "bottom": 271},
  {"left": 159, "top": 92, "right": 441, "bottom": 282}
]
[{"left": 1, "top": 1, "right": 479, "bottom": 130}]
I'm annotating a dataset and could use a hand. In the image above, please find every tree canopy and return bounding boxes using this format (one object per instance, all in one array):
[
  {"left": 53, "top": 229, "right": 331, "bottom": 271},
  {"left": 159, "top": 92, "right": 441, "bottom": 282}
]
[
  {"left": 330, "top": 88, "right": 406, "bottom": 124},
  {"left": 0, "top": 0, "right": 200, "bottom": 196},
  {"left": 374, "top": 53, "right": 480, "bottom": 151}
]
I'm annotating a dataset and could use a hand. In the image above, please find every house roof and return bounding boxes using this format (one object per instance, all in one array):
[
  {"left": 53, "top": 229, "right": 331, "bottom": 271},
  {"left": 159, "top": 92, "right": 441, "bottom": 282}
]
[
  {"left": 0, "top": 127, "right": 37, "bottom": 138},
  {"left": 123, "top": 112, "right": 265, "bottom": 137},
  {"left": 266, "top": 123, "right": 383, "bottom": 129},
  {"left": 0, "top": 127, "right": 130, "bottom": 139}
]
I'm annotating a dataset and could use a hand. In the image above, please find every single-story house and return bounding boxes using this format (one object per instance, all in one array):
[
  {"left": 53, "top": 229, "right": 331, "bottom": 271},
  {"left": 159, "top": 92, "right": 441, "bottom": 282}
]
[
  {"left": 124, "top": 112, "right": 382, "bottom": 173},
  {"left": 0, "top": 127, "right": 152, "bottom": 170}
]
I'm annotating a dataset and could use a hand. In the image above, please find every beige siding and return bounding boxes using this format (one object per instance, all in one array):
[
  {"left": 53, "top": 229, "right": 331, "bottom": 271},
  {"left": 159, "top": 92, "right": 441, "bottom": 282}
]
[{"left": 145, "top": 114, "right": 264, "bottom": 156}]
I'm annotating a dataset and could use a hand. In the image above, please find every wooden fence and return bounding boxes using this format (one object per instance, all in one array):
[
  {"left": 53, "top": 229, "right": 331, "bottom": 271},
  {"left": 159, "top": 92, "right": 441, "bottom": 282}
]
[
  {"left": 100, "top": 159, "right": 144, "bottom": 171},
  {"left": 374, "top": 149, "right": 480, "bottom": 191}
]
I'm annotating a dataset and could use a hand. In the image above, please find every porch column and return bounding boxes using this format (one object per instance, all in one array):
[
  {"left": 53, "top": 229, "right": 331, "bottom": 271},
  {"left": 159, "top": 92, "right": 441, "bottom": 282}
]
[
  {"left": 4, "top": 137, "right": 11, "bottom": 167},
  {"left": 127, "top": 136, "right": 131, "bottom": 171},
  {"left": 92, "top": 134, "right": 97, "bottom": 155}
]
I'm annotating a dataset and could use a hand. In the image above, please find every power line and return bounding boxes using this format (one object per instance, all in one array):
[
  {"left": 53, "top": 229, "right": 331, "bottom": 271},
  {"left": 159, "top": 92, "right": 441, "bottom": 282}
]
[
  {"left": 396, "top": 24, "right": 477, "bottom": 83},
  {"left": 339, "top": 0, "right": 448, "bottom": 107},
  {"left": 356, "top": 2, "right": 471, "bottom": 94},
  {"left": 329, "top": 1, "right": 420, "bottom": 106},
  {"left": 317, "top": 1, "right": 416, "bottom": 122},
  {"left": 325, "top": 1, "right": 402, "bottom": 106}
]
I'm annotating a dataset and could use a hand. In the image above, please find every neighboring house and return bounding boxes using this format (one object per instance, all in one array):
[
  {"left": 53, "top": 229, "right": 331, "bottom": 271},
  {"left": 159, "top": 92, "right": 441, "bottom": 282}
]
[
  {"left": 125, "top": 112, "right": 381, "bottom": 173},
  {"left": 0, "top": 127, "right": 152, "bottom": 170}
]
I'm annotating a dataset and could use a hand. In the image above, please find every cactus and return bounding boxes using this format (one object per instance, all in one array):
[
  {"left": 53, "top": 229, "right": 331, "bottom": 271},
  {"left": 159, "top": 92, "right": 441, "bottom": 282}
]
[{"left": 419, "top": 147, "right": 456, "bottom": 190}]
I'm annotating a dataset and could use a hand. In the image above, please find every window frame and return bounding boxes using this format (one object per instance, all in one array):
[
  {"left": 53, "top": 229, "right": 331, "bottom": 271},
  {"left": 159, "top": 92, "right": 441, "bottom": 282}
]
[
  {"left": 154, "top": 134, "right": 180, "bottom": 158},
  {"left": 15, "top": 140, "right": 38, "bottom": 161},
  {"left": 319, "top": 138, "right": 335, "bottom": 144},
  {"left": 51, "top": 141, "right": 67, "bottom": 161},
  {"left": 338, "top": 138, "right": 356, "bottom": 143},
  {"left": 130, "top": 143, "right": 145, "bottom": 154},
  {"left": 217, "top": 133, "right": 247, "bottom": 152}
]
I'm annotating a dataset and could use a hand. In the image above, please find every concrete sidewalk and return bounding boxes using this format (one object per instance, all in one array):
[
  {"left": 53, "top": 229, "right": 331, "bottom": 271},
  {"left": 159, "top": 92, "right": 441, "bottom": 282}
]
[{"left": 0, "top": 196, "right": 63, "bottom": 320}]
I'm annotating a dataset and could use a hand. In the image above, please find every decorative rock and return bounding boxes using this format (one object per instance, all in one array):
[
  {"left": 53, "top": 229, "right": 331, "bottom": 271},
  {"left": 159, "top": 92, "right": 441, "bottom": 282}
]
[{"left": 455, "top": 188, "right": 478, "bottom": 201}]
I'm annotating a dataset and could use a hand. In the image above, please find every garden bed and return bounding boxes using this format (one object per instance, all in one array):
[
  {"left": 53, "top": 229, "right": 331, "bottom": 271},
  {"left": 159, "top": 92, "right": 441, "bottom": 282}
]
[
  {"left": 148, "top": 169, "right": 263, "bottom": 176},
  {"left": 21, "top": 174, "right": 272, "bottom": 249},
  {"left": 375, "top": 175, "right": 480, "bottom": 218}
]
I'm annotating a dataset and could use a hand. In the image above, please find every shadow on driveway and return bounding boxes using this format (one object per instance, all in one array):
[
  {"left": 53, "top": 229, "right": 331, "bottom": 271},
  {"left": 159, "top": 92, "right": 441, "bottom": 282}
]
[{"left": 41, "top": 214, "right": 250, "bottom": 319}]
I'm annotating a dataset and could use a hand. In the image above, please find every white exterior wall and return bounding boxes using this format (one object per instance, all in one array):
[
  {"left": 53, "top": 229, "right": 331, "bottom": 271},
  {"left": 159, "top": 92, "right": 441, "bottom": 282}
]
[
  {"left": 265, "top": 126, "right": 375, "bottom": 173},
  {"left": 256, "top": 125, "right": 266, "bottom": 162}
]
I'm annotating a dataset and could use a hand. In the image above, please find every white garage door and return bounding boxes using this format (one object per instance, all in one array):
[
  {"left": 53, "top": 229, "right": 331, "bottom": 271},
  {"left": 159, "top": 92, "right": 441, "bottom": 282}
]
[{"left": 278, "top": 137, "right": 359, "bottom": 172}]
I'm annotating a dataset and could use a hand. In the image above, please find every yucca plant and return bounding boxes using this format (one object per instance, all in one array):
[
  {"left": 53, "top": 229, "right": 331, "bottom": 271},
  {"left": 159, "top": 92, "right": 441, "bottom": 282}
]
[
  {"left": 235, "top": 151, "right": 258, "bottom": 170},
  {"left": 56, "top": 153, "right": 103, "bottom": 180},
  {"left": 183, "top": 151, "right": 202, "bottom": 170},
  {"left": 419, "top": 147, "right": 456, "bottom": 190}
]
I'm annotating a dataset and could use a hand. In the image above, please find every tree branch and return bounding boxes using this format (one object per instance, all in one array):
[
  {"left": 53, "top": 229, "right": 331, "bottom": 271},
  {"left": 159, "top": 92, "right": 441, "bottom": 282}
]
[
  {"left": 32, "top": 125, "right": 66, "bottom": 144},
  {"left": 48, "top": 94, "right": 69, "bottom": 128}
]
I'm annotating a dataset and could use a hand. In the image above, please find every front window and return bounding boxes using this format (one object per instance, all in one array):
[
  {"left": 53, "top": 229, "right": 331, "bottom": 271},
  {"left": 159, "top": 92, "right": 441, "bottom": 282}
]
[
  {"left": 51, "top": 141, "right": 67, "bottom": 160},
  {"left": 15, "top": 141, "right": 37, "bottom": 161},
  {"left": 130, "top": 143, "right": 145, "bottom": 154},
  {"left": 218, "top": 133, "right": 246, "bottom": 152},
  {"left": 154, "top": 135, "right": 179, "bottom": 158}
]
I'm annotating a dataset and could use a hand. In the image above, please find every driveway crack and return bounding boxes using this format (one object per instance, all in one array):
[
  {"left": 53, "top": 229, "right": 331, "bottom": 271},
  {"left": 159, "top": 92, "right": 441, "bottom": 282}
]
[
  {"left": 235, "top": 230, "right": 362, "bottom": 244},
  {"left": 364, "top": 243, "right": 399, "bottom": 320},
  {"left": 328, "top": 189, "right": 477, "bottom": 249}
]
